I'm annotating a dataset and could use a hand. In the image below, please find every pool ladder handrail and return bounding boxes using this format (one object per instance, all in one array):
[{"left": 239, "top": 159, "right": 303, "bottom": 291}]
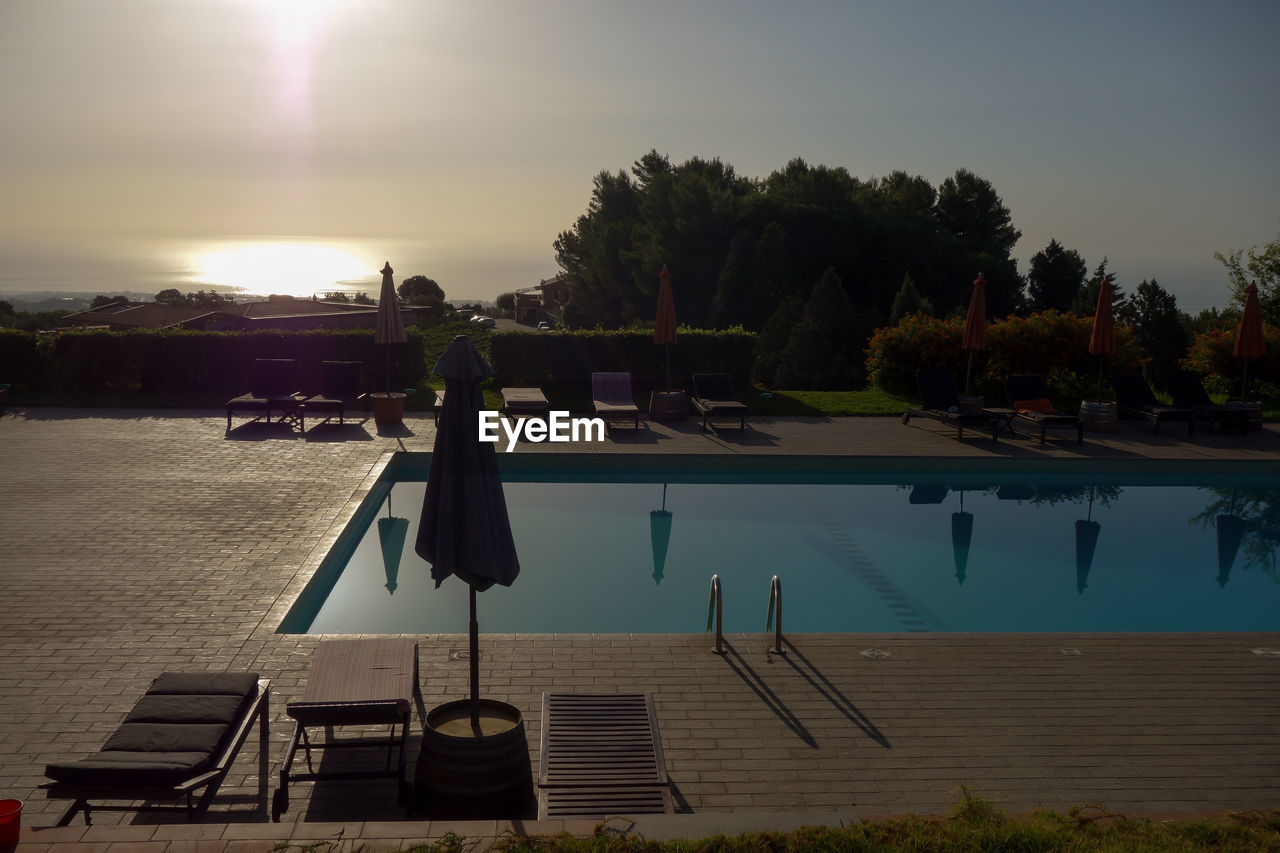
[
  {"left": 765, "top": 574, "right": 785, "bottom": 654},
  {"left": 706, "top": 574, "right": 724, "bottom": 654}
]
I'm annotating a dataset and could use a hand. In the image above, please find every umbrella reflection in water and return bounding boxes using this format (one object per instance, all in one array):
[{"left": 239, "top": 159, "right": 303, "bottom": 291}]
[
  {"left": 951, "top": 489, "right": 973, "bottom": 586},
  {"left": 650, "top": 484, "right": 673, "bottom": 585},
  {"left": 1075, "top": 487, "right": 1101, "bottom": 595},
  {"left": 1216, "top": 490, "right": 1245, "bottom": 588},
  {"left": 377, "top": 492, "right": 409, "bottom": 595}
]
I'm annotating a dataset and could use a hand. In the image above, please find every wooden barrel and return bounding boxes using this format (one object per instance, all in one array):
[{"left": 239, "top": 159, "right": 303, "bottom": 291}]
[
  {"left": 415, "top": 699, "right": 535, "bottom": 818},
  {"left": 1079, "top": 401, "right": 1119, "bottom": 432}
]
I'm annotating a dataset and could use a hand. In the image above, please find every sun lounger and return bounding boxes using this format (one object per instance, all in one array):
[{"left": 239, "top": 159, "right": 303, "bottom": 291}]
[
  {"left": 273, "top": 638, "right": 419, "bottom": 820},
  {"left": 1167, "top": 372, "right": 1252, "bottom": 435},
  {"left": 301, "top": 360, "right": 365, "bottom": 430},
  {"left": 902, "top": 368, "right": 1001, "bottom": 440},
  {"left": 43, "top": 672, "right": 269, "bottom": 825},
  {"left": 501, "top": 386, "right": 550, "bottom": 419},
  {"left": 690, "top": 373, "right": 748, "bottom": 431},
  {"left": 1004, "top": 374, "right": 1083, "bottom": 444},
  {"left": 591, "top": 372, "right": 641, "bottom": 430},
  {"left": 1109, "top": 374, "right": 1195, "bottom": 436},
  {"left": 537, "top": 692, "right": 672, "bottom": 819},
  {"left": 225, "top": 358, "right": 305, "bottom": 432}
]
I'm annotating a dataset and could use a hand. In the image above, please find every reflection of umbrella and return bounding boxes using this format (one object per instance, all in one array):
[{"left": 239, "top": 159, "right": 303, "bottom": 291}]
[
  {"left": 415, "top": 334, "right": 520, "bottom": 727},
  {"left": 375, "top": 261, "right": 408, "bottom": 394},
  {"left": 961, "top": 273, "right": 987, "bottom": 397},
  {"left": 1234, "top": 281, "right": 1266, "bottom": 400},
  {"left": 1216, "top": 514, "right": 1245, "bottom": 588},
  {"left": 654, "top": 266, "right": 677, "bottom": 389},
  {"left": 378, "top": 497, "right": 410, "bottom": 595},
  {"left": 649, "top": 484, "right": 673, "bottom": 585},
  {"left": 951, "top": 490, "right": 973, "bottom": 585},
  {"left": 1074, "top": 489, "right": 1101, "bottom": 594},
  {"left": 1089, "top": 275, "right": 1116, "bottom": 401}
]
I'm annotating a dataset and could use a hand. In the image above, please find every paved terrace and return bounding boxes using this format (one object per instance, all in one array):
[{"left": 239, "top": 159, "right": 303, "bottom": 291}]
[{"left": 2, "top": 406, "right": 1279, "bottom": 850}]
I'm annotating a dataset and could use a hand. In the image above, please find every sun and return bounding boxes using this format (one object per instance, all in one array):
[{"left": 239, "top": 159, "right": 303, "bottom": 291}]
[{"left": 194, "top": 243, "right": 376, "bottom": 299}]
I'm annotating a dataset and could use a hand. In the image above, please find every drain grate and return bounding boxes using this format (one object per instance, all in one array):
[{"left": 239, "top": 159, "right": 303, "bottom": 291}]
[
  {"left": 1060, "top": 648, "right": 1082, "bottom": 656},
  {"left": 861, "top": 648, "right": 891, "bottom": 660},
  {"left": 448, "top": 649, "right": 482, "bottom": 662}
]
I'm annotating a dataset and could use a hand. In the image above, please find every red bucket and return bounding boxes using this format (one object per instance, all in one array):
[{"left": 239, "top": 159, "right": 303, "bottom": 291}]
[{"left": 0, "top": 798, "right": 22, "bottom": 846}]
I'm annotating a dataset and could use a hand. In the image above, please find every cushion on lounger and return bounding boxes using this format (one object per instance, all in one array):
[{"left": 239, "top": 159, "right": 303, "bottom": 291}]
[
  {"left": 1013, "top": 398, "right": 1055, "bottom": 414},
  {"left": 44, "top": 671, "right": 259, "bottom": 787}
]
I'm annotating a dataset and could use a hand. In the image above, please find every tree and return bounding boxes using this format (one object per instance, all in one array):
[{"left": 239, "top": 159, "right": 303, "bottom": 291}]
[
  {"left": 323, "top": 291, "right": 352, "bottom": 303},
  {"left": 1026, "top": 239, "right": 1087, "bottom": 313},
  {"left": 1118, "top": 278, "right": 1189, "bottom": 390},
  {"left": 494, "top": 292, "right": 516, "bottom": 317},
  {"left": 889, "top": 271, "right": 934, "bottom": 323},
  {"left": 934, "top": 168, "right": 1022, "bottom": 259},
  {"left": 353, "top": 292, "right": 374, "bottom": 305},
  {"left": 90, "top": 294, "right": 129, "bottom": 309},
  {"left": 1215, "top": 233, "right": 1280, "bottom": 325},
  {"left": 1072, "top": 258, "right": 1125, "bottom": 316},
  {"left": 154, "top": 288, "right": 190, "bottom": 307},
  {"left": 398, "top": 275, "right": 445, "bottom": 307},
  {"left": 775, "top": 268, "right": 856, "bottom": 390}
]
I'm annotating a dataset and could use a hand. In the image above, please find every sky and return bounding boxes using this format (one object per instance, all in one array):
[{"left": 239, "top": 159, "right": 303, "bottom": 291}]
[{"left": 1, "top": 0, "right": 1278, "bottom": 311}]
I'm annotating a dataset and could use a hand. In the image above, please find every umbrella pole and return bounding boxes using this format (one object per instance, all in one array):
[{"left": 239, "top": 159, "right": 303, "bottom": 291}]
[
  {"left": 469, "top": 584, "right": 480, "bottom": 730},
  {"left": 1096, "top": 356, "right": 1105, "bottom": 401},
  {"left": 964, "top": 350, "right": 974, "bottom": 398},
  {"left": 664, "top": 343, "right": 672, "bottom": 390},
  {"left": 1242, "top": 361, "right": 1249, "bottom": 401}
]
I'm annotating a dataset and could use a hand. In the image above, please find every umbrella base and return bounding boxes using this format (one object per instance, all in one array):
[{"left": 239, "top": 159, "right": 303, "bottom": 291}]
[
  {"left": 370, "top": 392, "right": 406, "bottom": 425},
  {"left": 1079, "top": 401, "right": 1118, "bottom": 432},
  {"left": 648, "top": 390, "right": 688, "bottom": 421},
  {"left": 415, "top": 699, "right": 534, "bottom": 818}
]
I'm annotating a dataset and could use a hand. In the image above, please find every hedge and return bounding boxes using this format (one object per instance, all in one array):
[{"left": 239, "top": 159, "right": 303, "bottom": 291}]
[
  {"left": 1184, "top": 325, "right": 1280, "bottom": 401},
  {"left": 866, "top": 311, "right": 1143, "bottom": 401}
]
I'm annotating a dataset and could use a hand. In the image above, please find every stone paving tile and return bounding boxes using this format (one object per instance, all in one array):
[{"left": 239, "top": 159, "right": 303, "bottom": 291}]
[{"left": 1, "top": 408, "right": 1279, "bottom": 848}]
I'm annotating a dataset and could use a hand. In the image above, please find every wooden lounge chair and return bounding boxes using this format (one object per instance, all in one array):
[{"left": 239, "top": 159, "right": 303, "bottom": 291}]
[
  {"left": 301, "top": 360, "right": 365, "bottom": 430},
  {"left": 1109, "top": 374, "right": 1195, "bottom": 436},
  {"left": 225, "top": 358, "right": 305, "bottom": 432},
  {"left": 538, "top": 692, "right": 672, "bottom": 819},
  {"left": 273, "top": 638, "right": 420, "bottom": 821},
  {"left": 1167, "top": 372, "right": 1252, "bottom": 435},
  {"left": 1004, "top": 375, "right": 1083, "bottom": 444},
  {"left": 501, "top": 386, "right": 550, "bottom": 419},
  {"left": 43, "top": 672, "right": 269, "bottom": 825},
  {"left": 902, "top": 368, "right": 1001, "bottom": 441},
  {"left": 690, "top": 373, "right": 748, "bottom": 431},
  {"left": 591, "top": 372, "right": 641, "bottom": 430}
]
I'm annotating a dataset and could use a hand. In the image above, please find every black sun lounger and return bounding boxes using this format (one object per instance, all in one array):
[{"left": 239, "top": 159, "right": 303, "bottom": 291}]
[
  {"left": 301, "top": 360, "right": 365, "bottom": 430},
  {"left": 226, "top": 358, "right": 305, "bottom": 432},
  {"left": 538, "top": 692, "right": 673, "bottom": 819},
  {"left": 1004, "top": 375, "right": 1083, "bottom": 444},
  {"left": 1167, "top": 372, "right": 1252, "bottom": 435},
  {"left": 902, "top": 368, "right": 1001, "bottom": 440},
  {"left": 1109, "top": 374, "right": 1195, "bottom": 436},
  {"left": 592, "top": 372, "right": 641, "bottom": 430},
  {"left": 691, "top": 373, "right": 748, "bottom": 431},
  {"left": 43, "top": 672, "right": 269, "bottom": 825},
  {"left": 274, "top": 638, "right": 420, "bottom": 820}
]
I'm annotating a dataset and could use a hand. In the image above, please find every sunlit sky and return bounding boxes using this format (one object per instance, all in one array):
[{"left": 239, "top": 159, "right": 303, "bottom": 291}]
[{"left": 1, "top": 0, "right": 1277, "bottom": 309}]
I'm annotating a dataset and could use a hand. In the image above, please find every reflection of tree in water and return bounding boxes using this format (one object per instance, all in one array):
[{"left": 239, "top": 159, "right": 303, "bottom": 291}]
[
  {"left": 1020, "top": 485, "right": 1122, "bottom": 509},
  {"left": 1194, "top": 487, "right": 1280, "bottom": 582}
]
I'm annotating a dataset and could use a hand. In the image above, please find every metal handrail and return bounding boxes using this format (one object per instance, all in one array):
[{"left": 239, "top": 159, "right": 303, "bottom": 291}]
[
  {"left": 765, "top": 574, "right": 785, "bottom": 654},
  {"left": 706, "top": 574, "right": 724, "bottom": 654}
]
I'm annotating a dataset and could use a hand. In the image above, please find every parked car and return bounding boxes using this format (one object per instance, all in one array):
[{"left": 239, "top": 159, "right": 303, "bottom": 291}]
[{"left": 537, "top": 321, "right": 551, "bottom": 331}]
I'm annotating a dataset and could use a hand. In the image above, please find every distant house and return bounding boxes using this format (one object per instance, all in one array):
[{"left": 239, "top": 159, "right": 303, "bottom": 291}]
[
  {"left": 513, "top": 274, "right": 569, "bottom": 326},
  {"left": 61, "top": 296, "right": 425, "bottom": 332}
]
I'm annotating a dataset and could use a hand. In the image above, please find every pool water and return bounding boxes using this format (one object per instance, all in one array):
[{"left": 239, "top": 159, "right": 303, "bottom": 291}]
[{"left": 284, "top": 459, "right": 1280, "bottom": 635}]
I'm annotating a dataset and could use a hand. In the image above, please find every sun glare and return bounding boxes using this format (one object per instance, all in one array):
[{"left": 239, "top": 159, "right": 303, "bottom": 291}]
[{"left": 194, "top": 243, "right": 376, "bottom": 299}]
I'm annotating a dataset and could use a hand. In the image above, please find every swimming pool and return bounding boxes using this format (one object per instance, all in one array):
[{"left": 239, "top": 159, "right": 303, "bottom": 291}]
[{"left": 280, "top": 454, "right": 1280, "bottom": 635}]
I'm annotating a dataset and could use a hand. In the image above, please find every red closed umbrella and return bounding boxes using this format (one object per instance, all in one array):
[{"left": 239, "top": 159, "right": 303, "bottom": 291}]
[
  {"left": 654, "top": 265, "right": 677, "bottom": 389},
  {"left": 961, "top": 273, "right": 986, "bottom": 397},
  {"left": 1234, "top": 281, "right": 1266, "bottom": 400},
  {"left": 1088, "top": 275, "right": 1116, "bottom": 400}
]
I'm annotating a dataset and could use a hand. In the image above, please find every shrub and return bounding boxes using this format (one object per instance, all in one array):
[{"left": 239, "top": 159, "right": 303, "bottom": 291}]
[{"left": 1184, "top": 324, "right": 1280, "bottom": 400}]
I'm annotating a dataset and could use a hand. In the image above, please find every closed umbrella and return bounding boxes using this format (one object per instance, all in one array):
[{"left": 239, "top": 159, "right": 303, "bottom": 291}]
[
  {"left": 1088, "top": 275, "right": 1116, "bottom": 400},
  {"left": 654, "top": 265, "right": 677, "bottom": 389},
  {"left": 1234, "top": 281, "right": 1266, "bottom": 400},
  {"left": 961, "top": 273, "right": 987, "bottom": 398},
  {"left": 649, "top": 484, "right": 673, "bottom": 585},
  {"left": 415, "top": 334, "right": 520, "bottom": 728},
  {"left": 375, "top": 261, "right": 408, "bottom": 395}
]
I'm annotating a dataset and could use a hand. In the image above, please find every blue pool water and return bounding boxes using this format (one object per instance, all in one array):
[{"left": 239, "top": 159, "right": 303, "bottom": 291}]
[{"left": 282, "top": 456, "right": 1280, "bottom": 634}]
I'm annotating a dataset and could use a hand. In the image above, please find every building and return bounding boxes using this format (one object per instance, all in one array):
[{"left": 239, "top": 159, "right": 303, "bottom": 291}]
[{"left": 60, "top": 297, "right": 425, "bottom": 332}]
